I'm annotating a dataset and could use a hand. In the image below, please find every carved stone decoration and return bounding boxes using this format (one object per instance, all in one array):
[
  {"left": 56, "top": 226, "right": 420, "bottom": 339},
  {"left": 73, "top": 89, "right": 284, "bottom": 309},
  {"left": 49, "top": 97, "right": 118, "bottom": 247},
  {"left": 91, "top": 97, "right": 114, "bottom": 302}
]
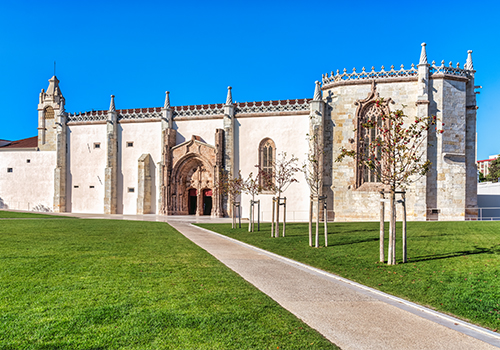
[
  {"left": 165, "top": 135, "right": 219, "bottom": 216},
  {"left": 354, "top": 82, "right": 392, "bottom": 189}
]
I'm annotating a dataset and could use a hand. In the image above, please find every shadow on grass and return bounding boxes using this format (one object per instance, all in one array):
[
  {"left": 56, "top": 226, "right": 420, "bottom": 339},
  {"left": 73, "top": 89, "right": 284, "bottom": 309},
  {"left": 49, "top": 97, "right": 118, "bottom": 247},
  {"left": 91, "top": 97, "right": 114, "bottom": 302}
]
[
  {"left": 410, "top": 246, "right": 495, "bottom": 262},
  {"left": 330, "top": 237, "right": 379, "bottom": 247}
]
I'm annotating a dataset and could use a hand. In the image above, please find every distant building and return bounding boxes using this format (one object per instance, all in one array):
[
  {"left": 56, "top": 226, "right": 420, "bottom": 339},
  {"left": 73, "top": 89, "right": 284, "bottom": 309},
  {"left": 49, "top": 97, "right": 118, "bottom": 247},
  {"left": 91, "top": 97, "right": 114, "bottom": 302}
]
[
  {"left": 0, "top": 44, "right": 480, "bottom": 221},
  {"left": 477, "top": 155, "right": 498, "bottom": 177}
]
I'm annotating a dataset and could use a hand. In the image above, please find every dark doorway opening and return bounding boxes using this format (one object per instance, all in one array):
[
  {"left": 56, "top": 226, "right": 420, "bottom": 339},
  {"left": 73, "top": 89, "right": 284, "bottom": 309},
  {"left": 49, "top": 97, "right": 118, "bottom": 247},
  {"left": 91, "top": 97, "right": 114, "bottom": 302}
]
[
  {"left": 203, "top": 189, "right": 212, "bottom": 215},
  {"left": 188, "top": 188, "right": 197, "bottom": 215}
]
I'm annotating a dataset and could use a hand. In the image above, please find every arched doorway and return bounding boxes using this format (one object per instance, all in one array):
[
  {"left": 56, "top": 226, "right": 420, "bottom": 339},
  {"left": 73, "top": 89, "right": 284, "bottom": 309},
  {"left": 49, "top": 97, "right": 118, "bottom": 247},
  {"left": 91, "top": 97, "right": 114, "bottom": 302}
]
[
  {"left": 203, "top": 189, "right": 212, "bottom": 215},
  {"left": 188, "top": 188, "right": 197, "bottom": 215}
]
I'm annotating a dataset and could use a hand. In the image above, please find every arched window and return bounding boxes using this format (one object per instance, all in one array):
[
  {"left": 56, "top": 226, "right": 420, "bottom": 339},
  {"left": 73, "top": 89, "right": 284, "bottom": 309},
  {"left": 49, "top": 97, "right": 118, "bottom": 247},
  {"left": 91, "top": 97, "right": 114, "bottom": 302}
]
[
  {"left": 259, "top": 138, "right": 275, "bottom": 190},
  {"left": 44, "top": 106, "right": 54, "bottom": 119},
  {"left": 358, "top": 102, "right": 383, "bottom": 185}
]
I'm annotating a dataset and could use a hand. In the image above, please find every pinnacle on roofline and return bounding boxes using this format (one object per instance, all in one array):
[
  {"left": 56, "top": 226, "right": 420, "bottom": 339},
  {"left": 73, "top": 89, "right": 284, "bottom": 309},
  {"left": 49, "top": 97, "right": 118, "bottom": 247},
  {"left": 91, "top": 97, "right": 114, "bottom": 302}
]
[
  {"left": 419, "top": 42, "right": 427, "bottom": 65},
  {"left": 164, "top": 91, "right": 170, "bottom": 109},
  {"left": 109, "top": 95, "right": 116, "bottom": 112},
  {"left": 313, "top": 81, "right": 322, "bottom": 101},
  {"left": 465, "top": 50, "right": 474, "bottom": 71},
  {"left": 226, "top": 86, "right": 233, "bottom": 105}
]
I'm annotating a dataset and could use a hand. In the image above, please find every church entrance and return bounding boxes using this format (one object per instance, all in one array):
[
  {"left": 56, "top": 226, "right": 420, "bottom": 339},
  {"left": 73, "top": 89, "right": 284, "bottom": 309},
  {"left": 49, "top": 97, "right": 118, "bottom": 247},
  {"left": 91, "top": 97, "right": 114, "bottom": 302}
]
[
  {"left": 203, "top": 189, "right": 212, "bottom": 215},
  {"left": 188, "top": 188, "right": 197, "bottom": 215}
]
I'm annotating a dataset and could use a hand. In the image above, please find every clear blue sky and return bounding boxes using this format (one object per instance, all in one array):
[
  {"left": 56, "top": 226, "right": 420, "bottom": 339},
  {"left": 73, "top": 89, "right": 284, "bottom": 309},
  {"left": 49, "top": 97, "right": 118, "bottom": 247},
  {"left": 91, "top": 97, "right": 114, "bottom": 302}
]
[{"left": 1, "top": 0, "right": 498, "bottom": 160}]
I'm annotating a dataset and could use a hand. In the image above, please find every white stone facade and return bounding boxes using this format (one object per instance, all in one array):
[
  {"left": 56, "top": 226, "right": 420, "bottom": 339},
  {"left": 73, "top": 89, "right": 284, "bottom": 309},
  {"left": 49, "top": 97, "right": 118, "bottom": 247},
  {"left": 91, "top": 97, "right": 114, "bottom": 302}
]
[{"left": 0, "top": 44, "right": 479, "bottom": 221}]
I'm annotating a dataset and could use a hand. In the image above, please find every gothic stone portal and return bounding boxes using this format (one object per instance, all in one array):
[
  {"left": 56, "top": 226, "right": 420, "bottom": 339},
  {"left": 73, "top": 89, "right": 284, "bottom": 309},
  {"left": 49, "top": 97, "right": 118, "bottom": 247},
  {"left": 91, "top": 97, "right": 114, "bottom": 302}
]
[{"left": 168, "top": 137, "right": 219, "bottom": 216}]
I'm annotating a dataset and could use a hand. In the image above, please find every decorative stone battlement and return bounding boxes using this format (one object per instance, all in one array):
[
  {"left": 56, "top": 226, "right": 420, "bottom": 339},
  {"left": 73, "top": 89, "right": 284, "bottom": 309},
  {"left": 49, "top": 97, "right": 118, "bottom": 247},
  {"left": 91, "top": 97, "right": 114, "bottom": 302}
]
[
  {"left": 322, "top": 61, "right": 472, "bottom": 86},
  {"left": 118, "top": 108, "right": 162, "bottom": 121},
  {"left": 67, "top": 110, "right": 108, "bottom": 122},
  {"left": 173, "top": 104, "right": 225, "bottom": 118},
  {"left": 322, "top": 65, "right": 418, "bottom": 85},
  {"left": 234, "top": 98, "right": 311, "bottom": 114},
  {"left": 67, "top": 98, "right": 311, "bottom": 124},
  {"left": 429, "top": 60, "right": 471, "bottom": 78}
]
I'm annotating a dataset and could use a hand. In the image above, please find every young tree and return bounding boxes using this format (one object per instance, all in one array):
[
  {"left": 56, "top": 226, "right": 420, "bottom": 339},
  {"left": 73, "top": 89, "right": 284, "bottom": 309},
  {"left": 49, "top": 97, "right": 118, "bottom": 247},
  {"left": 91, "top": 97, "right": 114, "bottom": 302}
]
[
  {"left": 302, "top": 128, "right": 326, "bottom": 247},
  {"left": 336, "top": 100, "right": 440, "bottom": 264},
  {"left": 261, "top": 152, "right": 300, "bottom": 237},
  {"left": 486, "top": 156, "right": 500, "bottom": 182},
  {"left": 243, "top": 171, "right": 262, "bottom": 232},
  {"left": 217, "top": 170, "right": 244, "bottom": 228}
]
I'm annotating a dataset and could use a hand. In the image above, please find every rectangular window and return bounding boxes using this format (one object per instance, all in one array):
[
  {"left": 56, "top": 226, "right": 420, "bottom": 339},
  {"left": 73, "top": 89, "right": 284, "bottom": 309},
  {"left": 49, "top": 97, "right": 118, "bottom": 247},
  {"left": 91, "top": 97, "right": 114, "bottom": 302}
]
[
  {"left": 89, "top": 185, "right": 95, "bottom": 189},
  {"left": 7, "top": 168, "right": 12, "bottom": 173},
  {"left": 126, "top": 142, "right": 134, "bottom": 148},
  {"left": 93, "top": 143, "right": 101, "bottom": 149},
  {"left": 128, "top": 187, "right": 135, "bottom": 193},
  {"left": 26, "top": 159, "right": 31, "bottom": 163},
  {"left": 74, "top": 185, "right": 79, "bottom": 188}
]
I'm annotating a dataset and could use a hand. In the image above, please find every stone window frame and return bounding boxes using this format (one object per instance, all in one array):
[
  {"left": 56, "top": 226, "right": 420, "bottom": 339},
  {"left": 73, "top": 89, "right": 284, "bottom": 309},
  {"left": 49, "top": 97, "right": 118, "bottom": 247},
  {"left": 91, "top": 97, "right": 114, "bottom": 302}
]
[
  {"left": 93, "top": 142, "right": 101, "bottom": 149},
  {"left": 126, "top": 141, "right": 134, "bottom": 148},
  {"left": 354, "top": 83, "right": 392, "bottom": 189},
  {"left": 44, "top": 106, "right": 55, "bottom": 119},
  {"left": 258, "top": 138, "right": 276, "bottom": 192}
]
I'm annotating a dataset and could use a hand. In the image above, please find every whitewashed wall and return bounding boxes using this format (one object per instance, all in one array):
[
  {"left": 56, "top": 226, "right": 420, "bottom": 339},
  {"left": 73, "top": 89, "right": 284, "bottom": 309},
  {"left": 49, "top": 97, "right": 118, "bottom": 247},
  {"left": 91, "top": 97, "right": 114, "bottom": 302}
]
[
  {"left": 173, "top": 118, "right": 223, "bottom": 146},
  {"left": 67, "top": 124, "right": 107, "bottom": 213},
  {"left": 0, "top": 150, "right": 55, "bottom": 211},
  {"left": 235, "top": 114, "right": 310, "bottom": 221},
  {"left": 118, "top": 122, "right": 162, "bottom": 214}
]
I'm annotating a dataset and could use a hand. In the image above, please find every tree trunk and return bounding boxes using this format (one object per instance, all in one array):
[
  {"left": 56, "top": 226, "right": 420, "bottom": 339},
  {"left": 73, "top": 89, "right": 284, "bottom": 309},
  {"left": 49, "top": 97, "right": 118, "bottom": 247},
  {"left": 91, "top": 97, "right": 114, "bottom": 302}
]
[
  {"left": 388, "top": 188, "right": 396, "bottom": 265},
  {"left": 275, "top": 196, "right": 280, "bottom": 238},
  {"left": 402, "top": 192, "right": 407, "bottom": 263},
  {"left": 309, "top": 197, "right": 313, "bottom": 247},
  {"left": 271, "top": 197, "right": 275, "bottom": 237},
  {"left": 248, "top": 201, "right": 252, "bottom": 232},
  {"left": 380, "top": 191, "right": 385, "bottom": 263},
  {"left": 315, "top": 198, "right": 320, "bottom": 248},
  {"left": 324, "top": 200, "right": 328, "bottom": 247},
  {"left": 283, "top": 197, "right": 286, "bottom": 237}
]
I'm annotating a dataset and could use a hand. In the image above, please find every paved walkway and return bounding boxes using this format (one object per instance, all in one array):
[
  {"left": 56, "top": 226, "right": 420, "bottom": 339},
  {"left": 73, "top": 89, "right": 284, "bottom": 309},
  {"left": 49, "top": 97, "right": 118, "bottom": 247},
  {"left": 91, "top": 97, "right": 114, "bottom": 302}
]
[{"left": 10, "top": 211, "right": 500, "bottom": 349}]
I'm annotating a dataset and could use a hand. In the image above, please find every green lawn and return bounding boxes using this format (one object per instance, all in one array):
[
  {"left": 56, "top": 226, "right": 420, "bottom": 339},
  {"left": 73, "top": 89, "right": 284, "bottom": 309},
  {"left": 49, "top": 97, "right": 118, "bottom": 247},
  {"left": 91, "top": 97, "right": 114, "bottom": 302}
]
[
  {"left": 0, "top": 210, "right": 69, "bottom": 218},
  {"left": 0, "top": 214, "right": 336, "bottom": 350},
  {"left": 197, "top": 221, "right": 500, "bottom": 331}
]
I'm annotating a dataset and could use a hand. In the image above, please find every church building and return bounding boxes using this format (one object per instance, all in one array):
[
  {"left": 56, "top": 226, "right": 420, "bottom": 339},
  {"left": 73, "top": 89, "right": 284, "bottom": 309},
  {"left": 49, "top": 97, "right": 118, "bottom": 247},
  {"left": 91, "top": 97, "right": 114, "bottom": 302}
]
[{"left": 0, "top": 43, "right": 479, "bottom": 221}]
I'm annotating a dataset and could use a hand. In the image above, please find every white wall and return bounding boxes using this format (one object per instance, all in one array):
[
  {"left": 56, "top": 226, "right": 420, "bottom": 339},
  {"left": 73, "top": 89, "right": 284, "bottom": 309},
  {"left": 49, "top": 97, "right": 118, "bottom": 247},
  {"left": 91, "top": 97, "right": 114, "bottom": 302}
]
[
  {"left": 235, "top": 114, "right": 310, "bottom": 221},
  {"left": 174, "top": 118, "right": 223, "bottom": 146},
  {"left": 0, "top": 150, "right": 55, "bottom": 211},
  {"left": 67, "top": 124, "right": 107, "bottom": 213},
  {"left": 118, "top": 122, "right": 162, "bottom": 215}
]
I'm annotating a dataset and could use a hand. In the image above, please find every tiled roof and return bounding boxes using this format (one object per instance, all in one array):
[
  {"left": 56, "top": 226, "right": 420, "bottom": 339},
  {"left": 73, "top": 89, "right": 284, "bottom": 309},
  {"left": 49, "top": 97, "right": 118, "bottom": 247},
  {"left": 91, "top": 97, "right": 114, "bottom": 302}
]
[{"left": 0, "top": 136, "right": 38, "bottom": 149}]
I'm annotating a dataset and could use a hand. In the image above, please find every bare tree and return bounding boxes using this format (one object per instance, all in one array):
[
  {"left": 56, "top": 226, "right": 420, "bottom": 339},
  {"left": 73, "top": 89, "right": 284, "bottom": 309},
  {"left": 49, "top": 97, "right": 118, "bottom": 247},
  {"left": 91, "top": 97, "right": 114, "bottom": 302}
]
[
  {"left": 302, "top": 129, "right": 327, "bottom": 247},
  {"left": 336, "top": 100, "right": 440, "bottom": 264},
  {"left": 217, "top": 170, "right": 244, "bottom": 228},
  {"left": 242, "top": 171, "right": 262, "bottom": 232},
  {"left": 261, "top": 152, "right": 300, "bottom": 237}
]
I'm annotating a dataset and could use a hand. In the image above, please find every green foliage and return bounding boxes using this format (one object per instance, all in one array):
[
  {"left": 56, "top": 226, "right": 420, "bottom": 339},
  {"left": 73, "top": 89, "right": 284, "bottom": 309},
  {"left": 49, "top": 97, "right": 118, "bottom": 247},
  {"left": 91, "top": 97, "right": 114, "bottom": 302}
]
[
  {"left": 486, "top": 156, "right": 500, "bottom": 182},
  {"left": 0, "top": 216, "right": 336, "bottom": 349},
  {"left": 479, "top": 171, "right": 486, "bottom": 182},
  {"left": 199, "top": 222, "right": 500, "bottom": 331},
  {"left": 336, "top": 100, "right": 440, "bottom": 190}
]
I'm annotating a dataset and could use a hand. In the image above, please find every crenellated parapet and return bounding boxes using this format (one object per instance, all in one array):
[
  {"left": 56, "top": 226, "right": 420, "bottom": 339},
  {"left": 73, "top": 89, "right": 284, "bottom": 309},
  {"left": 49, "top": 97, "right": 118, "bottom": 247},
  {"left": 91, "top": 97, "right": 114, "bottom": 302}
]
[{"left": 322, "top": 59, "right": 473, "bottom": 87}]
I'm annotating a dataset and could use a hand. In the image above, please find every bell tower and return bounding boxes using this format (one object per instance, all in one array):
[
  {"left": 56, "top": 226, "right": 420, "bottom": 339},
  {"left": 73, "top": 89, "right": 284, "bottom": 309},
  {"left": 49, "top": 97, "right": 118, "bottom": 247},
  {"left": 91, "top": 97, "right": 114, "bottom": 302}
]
[{"left": 38, "top": 76, "right": 65, "bottom": 151}]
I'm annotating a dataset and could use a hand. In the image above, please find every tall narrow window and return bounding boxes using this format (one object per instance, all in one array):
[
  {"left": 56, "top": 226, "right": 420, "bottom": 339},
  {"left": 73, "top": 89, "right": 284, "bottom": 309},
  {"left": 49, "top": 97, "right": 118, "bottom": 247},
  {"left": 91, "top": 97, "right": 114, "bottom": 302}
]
[
  {"left": 356, "top": 102, "right": 389, "bottom": 187},
  {"left": 259, "top": 138, "right": 275, "bottom": 190}
]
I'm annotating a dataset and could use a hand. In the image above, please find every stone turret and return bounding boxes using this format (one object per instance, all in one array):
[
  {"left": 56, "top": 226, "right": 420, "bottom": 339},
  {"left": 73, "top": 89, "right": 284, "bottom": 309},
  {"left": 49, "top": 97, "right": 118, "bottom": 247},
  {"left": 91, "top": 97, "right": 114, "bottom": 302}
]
[
  {"left": 38, "top": 76, "right": 65, "bottom": 150},
  {"left": 160, "top": 91, "right": 177, "bottom": 215},
  {"left": 104, "top": 95, "right": 118, "bottom": 214}
]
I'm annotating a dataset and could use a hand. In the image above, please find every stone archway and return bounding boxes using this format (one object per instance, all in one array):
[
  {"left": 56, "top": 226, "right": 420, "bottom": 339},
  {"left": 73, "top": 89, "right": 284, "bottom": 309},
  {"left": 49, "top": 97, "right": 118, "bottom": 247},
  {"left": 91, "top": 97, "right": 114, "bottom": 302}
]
[{"left": 163, "top": 135, "right": 224, "bottom": 216}]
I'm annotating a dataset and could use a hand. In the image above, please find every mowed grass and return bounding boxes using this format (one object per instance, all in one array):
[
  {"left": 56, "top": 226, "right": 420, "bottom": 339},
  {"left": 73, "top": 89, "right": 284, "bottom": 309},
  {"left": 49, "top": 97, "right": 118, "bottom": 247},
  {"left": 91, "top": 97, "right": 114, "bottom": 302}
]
[
  {"left": 0, "top": 214, "right": 336, "bottom": 350},
  {"left": 0, "top": 210, "right": 69, "bottom": 218},
  {"left": 197, "top": 221, "right": 500, "bottom": 331}
]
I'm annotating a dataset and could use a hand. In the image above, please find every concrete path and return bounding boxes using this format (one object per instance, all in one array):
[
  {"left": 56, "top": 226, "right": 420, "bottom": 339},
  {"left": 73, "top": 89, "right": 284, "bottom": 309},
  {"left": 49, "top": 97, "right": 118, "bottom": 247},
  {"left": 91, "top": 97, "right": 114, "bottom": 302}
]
[
  {"left": 8, "top": 210, "right": 500, "bottom": 349},
  {"left": 166, "top": 220, "right": 500, "bottom": 350}
]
